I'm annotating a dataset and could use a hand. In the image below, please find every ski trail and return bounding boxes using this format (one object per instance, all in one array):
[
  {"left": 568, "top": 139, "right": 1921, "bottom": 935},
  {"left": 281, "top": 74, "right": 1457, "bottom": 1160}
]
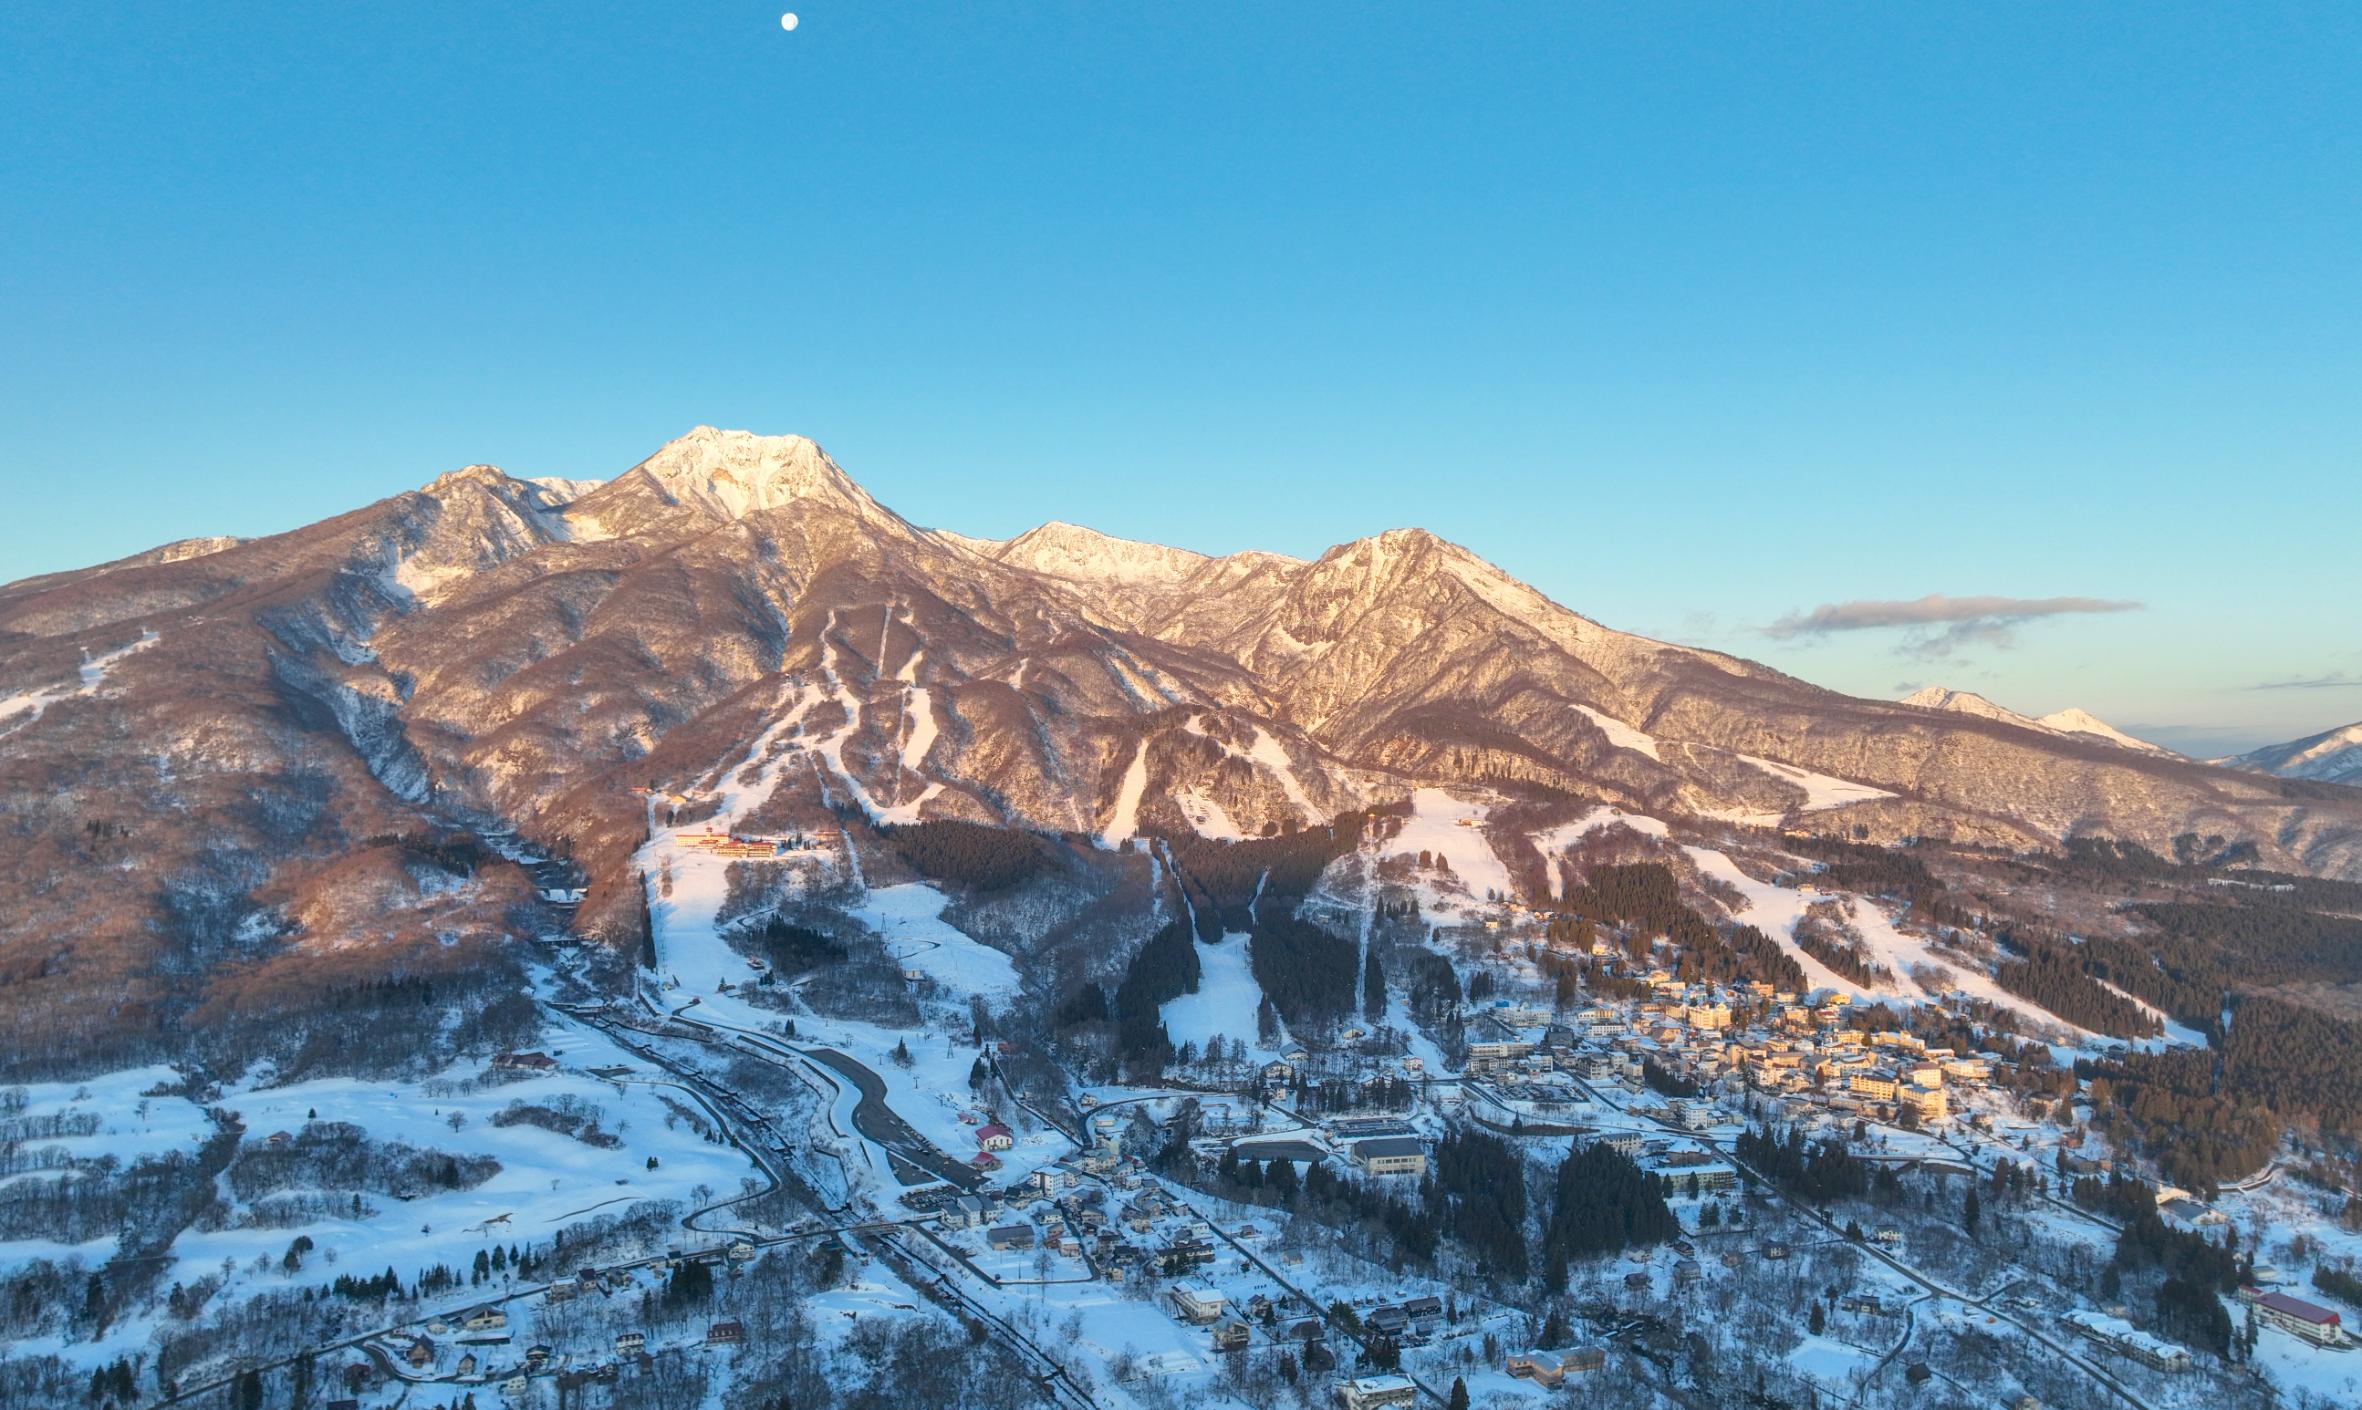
[
  {"left": 1249, "top": 727, "right": 1326, "bottom": 825},
  {"left": 1, "top": 629, "right": 159, "bottom": 737},
  {"left": 1101, "top": 735, "right": 1151, "bottom": 846}
]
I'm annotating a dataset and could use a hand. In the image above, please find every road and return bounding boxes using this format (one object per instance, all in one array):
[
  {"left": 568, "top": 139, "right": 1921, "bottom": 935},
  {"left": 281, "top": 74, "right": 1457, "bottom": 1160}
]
[{"left": 804, "top": 1046, "right": 988, "bottom": 1190}]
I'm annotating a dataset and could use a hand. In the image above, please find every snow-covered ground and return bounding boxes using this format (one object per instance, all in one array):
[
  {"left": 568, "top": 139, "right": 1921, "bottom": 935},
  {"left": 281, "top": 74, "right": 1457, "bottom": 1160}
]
[
  {"left": 859, "top": 883, "right": 1020, "bottom": 1002},
  {"left": 1385, "top": 788, "right": 1515, "bottom": 900},
  {"left": 0, "top": 629, "right": 158, "bottom": 736},
  {"left": 1531, "top": 807, "right": 1671, "bottom": 895},
  {"left": 1160, "top": 933, "right": 1282, "bottom": 1058},
  {"left": 1174, "top": 787, "right": 1245, "bottom": 841},
  {"left": 1731, "top": 752, "right": 1895, "bottom": 811},
  {"left": 1573, "top": 704, "right": 1662, "bottom": 760},
  {"left": 1248, "top": 727, "right": 1327, "bottom": 825},
  {"left": 2, "top": 1025, "right": 754, "bottom": 1372},
  {"left": 1102, "top": 737, "right": 1150, "bottom": 845},
  {"left": 1685, "top": 842, "right": 2100, "bottom": 1042}
]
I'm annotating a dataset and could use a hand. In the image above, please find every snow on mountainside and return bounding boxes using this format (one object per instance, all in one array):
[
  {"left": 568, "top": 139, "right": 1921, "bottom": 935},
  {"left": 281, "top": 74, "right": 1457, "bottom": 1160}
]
[
  {"left": 991, "top": 520, "right": 1214, "bottom": 584},
  {"left": 8, "top": 423, "right": 2362, "bottom": 1065},
  {"left": 2224, "top": 720, "right": 2362, "bottom": 786}
]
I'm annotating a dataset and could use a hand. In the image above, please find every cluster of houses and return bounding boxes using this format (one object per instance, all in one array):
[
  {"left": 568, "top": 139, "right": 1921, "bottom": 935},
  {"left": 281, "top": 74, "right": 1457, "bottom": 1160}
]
[{"left": 1447, "top": 973, "right": 2007, "bottom": 1135}]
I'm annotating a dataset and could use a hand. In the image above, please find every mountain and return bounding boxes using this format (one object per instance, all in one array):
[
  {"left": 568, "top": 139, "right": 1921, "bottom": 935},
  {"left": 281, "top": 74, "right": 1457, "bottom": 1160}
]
[
  {"left": 2223, "top": 720, "right": 2362, "bottom": 787},
  {"left": 2035, "top": 707, "right": 2173, "bottom": 756},
  {"left": 8, "top": 426, "right": 2362, "bottom": 1068},
  {"left": 1901, "top": 686, "right": 2173, "bottom": 756}
]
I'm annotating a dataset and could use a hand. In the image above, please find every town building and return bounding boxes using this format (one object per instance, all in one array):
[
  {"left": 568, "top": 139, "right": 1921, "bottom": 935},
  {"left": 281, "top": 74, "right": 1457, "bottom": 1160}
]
[
  {"left": 1348, "top": 1136, "right": 1427, "bottom": 1176},
  {"left": 1169, "top": 1281, "right": 1226, "bottom": 1324},
  {"left": 1337, "top": 1374, "right": 1419, "bottom": 1410},
  {"left": 2239, "top": 1288, "right": 2347, "bottom": 1347},
  {"left": 2061, "top": 1310, "right": 2193, "bottom": 1370}
]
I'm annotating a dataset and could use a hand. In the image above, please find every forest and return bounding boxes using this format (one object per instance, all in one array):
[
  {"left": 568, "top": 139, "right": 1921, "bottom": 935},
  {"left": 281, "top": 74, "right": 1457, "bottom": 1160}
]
[
  {"left": 1539, "top": 1140, "right": 1680, "bottom": 1289},
  {"left": 1246, "top": 914, "right": 1360, "bottom": 1028},
  {"left": 877, "top": 819, "right": 1054, "bottom": 893},
  {"left": 1164, "top": 806, "right": 1400, "bottom": 938},
  {"left": 1110, "top": 919, "right": 1200, "bottom": 1067}
]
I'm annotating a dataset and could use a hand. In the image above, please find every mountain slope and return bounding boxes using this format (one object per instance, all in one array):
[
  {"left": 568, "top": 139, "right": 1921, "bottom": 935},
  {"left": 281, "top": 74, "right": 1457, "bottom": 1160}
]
[
  {"left": 2224, "top": 720, "right": 2362, "bottom": 787},
  {"left": 7, "top": 426, "right": 2362, "bottom": 1072}
]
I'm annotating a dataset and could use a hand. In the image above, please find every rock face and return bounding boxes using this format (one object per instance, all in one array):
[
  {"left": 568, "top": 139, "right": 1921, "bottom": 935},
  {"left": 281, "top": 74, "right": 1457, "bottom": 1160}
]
[{"left": 7, "top": 426, "right": 2362, "bottom": 1058}]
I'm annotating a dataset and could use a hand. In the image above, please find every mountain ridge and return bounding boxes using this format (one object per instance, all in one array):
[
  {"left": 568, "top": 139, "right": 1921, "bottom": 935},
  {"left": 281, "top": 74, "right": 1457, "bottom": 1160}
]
[{"left": 7, "top": 426, "right": 2362, "bottom": 1068}]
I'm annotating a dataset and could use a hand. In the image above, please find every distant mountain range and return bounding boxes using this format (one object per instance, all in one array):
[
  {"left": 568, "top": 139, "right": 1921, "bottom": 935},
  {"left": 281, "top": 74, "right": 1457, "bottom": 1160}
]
[
  {"left": 7, "top": 427, "right": 2362, "bottom": 1058},
  {"left": 2220, "top": 720, "right": 2362, "bottom": 788},
  {"left": 1896, "top": 686, "right": 2175, "bottom": 756}
]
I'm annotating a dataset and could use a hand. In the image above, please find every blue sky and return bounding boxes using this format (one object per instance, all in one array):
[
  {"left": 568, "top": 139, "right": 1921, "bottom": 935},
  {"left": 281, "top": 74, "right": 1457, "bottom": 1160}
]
[{"left": 2, "top": 3, "right": 2355, "bottom": 754}]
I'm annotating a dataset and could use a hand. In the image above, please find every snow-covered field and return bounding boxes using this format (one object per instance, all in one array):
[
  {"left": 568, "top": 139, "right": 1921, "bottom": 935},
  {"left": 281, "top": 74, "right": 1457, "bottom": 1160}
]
[
  {"left": 1160, "top": 932, "right": 1281, "bottom": 1058},
  {"left": 1385, "top": 788, "right": 1515, "bottom": 900},
  {"left": 859, "top": 883, "right": 1020, "bottom": 1002},
  {"left": 1, "top": 1025, "right": 754, "bottom": 1372}
]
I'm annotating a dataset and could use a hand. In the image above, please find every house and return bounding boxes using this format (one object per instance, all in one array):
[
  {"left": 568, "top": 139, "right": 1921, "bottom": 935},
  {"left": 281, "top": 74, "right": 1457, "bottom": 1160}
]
[
  {"left": 404, "top": 1337, "right": 435, "bottom": 1370},
  {"left": 1506, "top": 1350, "right": 1564, "bottom": 1386},
  {"left": 264, "top": 1130, "right": 294, "bottom": 1148},
  {"left": 501, "top": 1378, "right": 527, "bottom": 1396},
  {"left": 1212, "top": 1317, "right": 1252, "bottom": 1351},
  {"left": 976, "top": 1122, "right": 1016, "bottom": 1151},
  {"left": 525, "top": 1345, "right": 553, "bottom": 1367},
  {"left": 1402, "top": 1294, "right": 1443, "bottom": 1329},
  {"left": 1169, "top": 1280, "right": 1226, "bottom": 1324},
  {"left": 615, "top": 1330, "right": 646, "bottom": 1356},
  {"left": 1337, "top": 1374, "right": 1419, "bottom": 1410},
  {"left": 986, "top": 1224, "right": 1036, "bottom": 1252},
  {"left": 460, "top": 1304, "right": 507, "bottom": 1332},
  {"left": 727, "top": 1240, "right": 755, "bottom": 1262},
  {"left": 455, "top": 1352, "right": 478, "bottom": 1379},
  {"left": 943, "top": 1194, "right": 990, "bottom": 1230},
  {"left": 1282, "top": 1317, "right": 1326, "bottom": 1344},
  {"left": 492, "top": 1050, "right": 558, "bottom": 1072},
  {"left": 707, "top": 1319, "right": 746, "bottom": 1347},
  {"left": 1348, "top": 1136, "right": 1427, "bottom": 1177},
  {"left": 1563, "top": 1346, "right": 1607, "bottom": 1374}
]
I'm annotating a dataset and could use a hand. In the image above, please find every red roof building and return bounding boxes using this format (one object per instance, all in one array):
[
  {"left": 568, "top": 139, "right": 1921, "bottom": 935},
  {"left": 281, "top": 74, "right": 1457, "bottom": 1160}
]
[{"left": 976, "top": 1122, "right": 1015, "bottom": 1150}]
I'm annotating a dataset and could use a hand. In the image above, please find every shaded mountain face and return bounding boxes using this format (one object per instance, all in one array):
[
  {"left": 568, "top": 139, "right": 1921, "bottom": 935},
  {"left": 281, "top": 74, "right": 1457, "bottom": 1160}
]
[
  {"left": 7, "top": 427, "right": 2362, "bottom": 1065},
  {"left": 2224, "top": 720, "right": 2362, "bottom": 787}
]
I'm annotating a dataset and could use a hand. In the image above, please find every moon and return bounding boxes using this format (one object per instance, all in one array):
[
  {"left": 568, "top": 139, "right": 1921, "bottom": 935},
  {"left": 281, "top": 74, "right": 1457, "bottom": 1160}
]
[{"left": 780, "top": 12, "right": 798, "bottom": 30}]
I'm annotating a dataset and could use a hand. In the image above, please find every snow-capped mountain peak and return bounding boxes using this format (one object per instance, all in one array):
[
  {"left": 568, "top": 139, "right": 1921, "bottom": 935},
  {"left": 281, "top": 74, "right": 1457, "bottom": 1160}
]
[
  {"left": 626, "top": 426, "right": 874, "bottom": 520},
  {"left": 993, "top": 520, "right": 1210, "bottom": 585},
  {"left": 1903, "top": 687, "right": 2172, "bottom": 755},
  {"left": 2035, "top": 707, "right": 2173, "bottom": 756},
  {"left": 2226, "top": 720, "right": 2362, "bottom": 786},
  {"left": 1900, "top": 686, "right": 2035, "bottom": 727}
]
